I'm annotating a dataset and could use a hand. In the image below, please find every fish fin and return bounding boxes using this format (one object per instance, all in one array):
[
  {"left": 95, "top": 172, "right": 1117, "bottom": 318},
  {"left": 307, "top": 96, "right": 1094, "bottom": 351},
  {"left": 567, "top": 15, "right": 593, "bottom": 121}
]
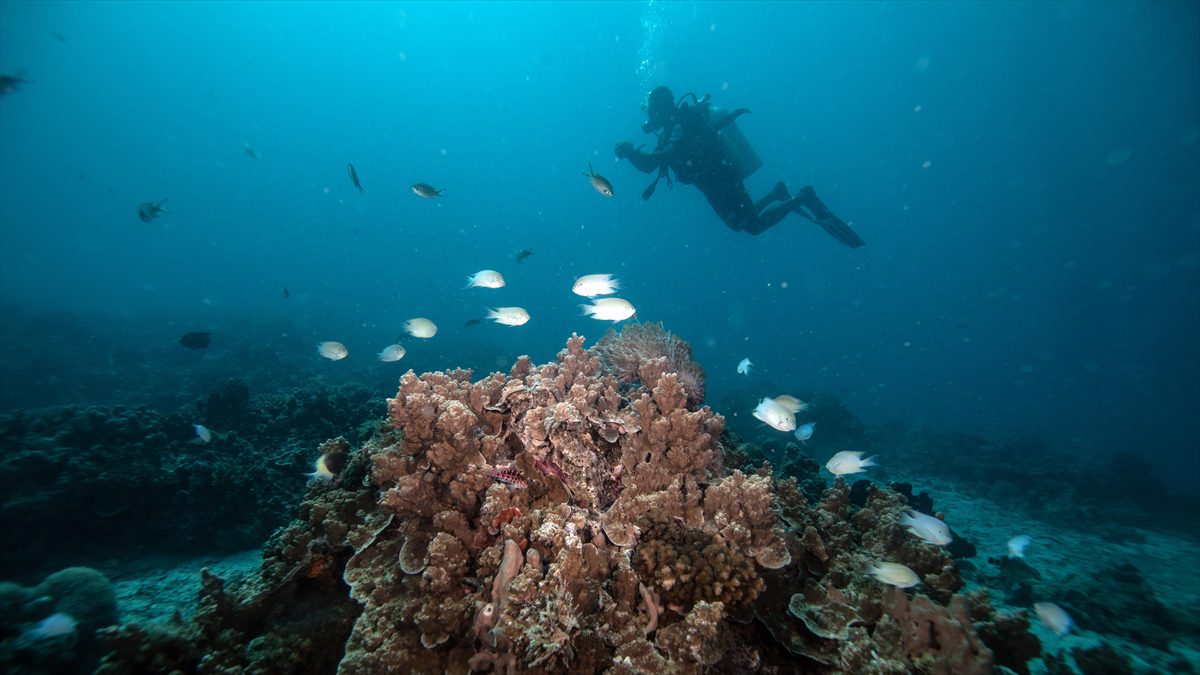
[
  {"left": 486, "top": 308, "right": 499, "bottom": 319},
  {"left": 862, "top": 455, "right": 878, "bottom": 468}
]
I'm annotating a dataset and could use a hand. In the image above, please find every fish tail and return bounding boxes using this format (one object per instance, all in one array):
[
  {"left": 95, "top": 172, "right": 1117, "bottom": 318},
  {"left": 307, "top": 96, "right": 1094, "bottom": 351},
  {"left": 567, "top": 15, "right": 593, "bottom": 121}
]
[
  {"left": 486, "top": 308, "right": 499, "bottom": 320},
  {"left": 579, "top": 303, "right": 596, "bottom": 316},
  {"left": 862, "top": 455, "right": 878, "bottom": 468}
]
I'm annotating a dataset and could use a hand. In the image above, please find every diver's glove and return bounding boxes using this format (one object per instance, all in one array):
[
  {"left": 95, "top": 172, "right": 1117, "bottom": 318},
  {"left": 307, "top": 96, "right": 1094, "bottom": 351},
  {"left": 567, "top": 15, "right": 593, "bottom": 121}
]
[{"left": 615, "top": 141, "right": 636, "bottom": 160}]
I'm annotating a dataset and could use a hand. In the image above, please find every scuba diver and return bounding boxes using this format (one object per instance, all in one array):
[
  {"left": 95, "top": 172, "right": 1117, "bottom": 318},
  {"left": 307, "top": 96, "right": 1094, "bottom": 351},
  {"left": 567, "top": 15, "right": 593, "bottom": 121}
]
[{"left": 615, "top": 86, "right": 865, "bottom": 248}]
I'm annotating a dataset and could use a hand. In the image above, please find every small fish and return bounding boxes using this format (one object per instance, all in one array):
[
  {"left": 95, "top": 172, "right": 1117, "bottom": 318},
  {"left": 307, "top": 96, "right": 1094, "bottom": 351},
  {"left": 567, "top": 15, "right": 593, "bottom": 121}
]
[
  {"left": 584, "top": 163, "right": 614, "bottom": 197},
  {"left": 774, "top": 395, "right": 809, "bottom": 413},
  {"left": 378, "top": 344, "right": 406, "bottom": 362},
  {"left": 515, "top": 248, "right": 534, "bottom": 264},
  {"left": 794, "top": 422, "right": 815, "bottom": 443},
  {"left": 178, "top": 331, "right": 211, "bottom": 349},
  {"left": 465, "top": 318, "right": 482, "bottom": 329},
  {"left": 0, "top": 72, "right": 28, "bottom": 96},
  {"left": 283, "top": 287, "right": 290, "bottom": 299},
  {"left": 825, "top": 450, "right": 876, "bottom": 476},
  {"left": 412, "top": 182, "right": 443, "bottom": 198},
  {"left": 465, "top": 270, "right": 505, "bottom": 289},
  {"left": 901, "top": 509, "right": 952, "bottom": 546},
  {"left": 305, "top": 453, "right": 335, "bottom": 481},
  {"left": 27, "top": 613, "right": 77, "bottom": 640},
  {"left": 753, "top": 397, "right": 796, "bottom": 432},
  {"left": 317, "top": 341, "right": 349, "bottom": 360},
  {"left": 1033, "top": 602, "right": 1073, "bottom": 636},
  {"left": 242, "top": 142, "right": 260, "bottom": 159},
  {"left": 737, "top": 358, "right": 752, "bottom": 375},
  {"left": 1007, "top": 535, "right": 1032, "bottom": 559},
  {"left": 580, "top": 297, "right": 636, "bottom": 322},
  {"left": 404, "top": 318, "right": 438, "bottom": 338},
  {"left": 138, "top": 199, "right": 170, "bottom": 223},
  {"left": 348, "top": 163, "right": 364, "bottom": 194},
  {"left": 193, "top": 424, "right": 212, "bottom": 443},
  {"left": 572, "top": 274, "right": 621, "bottom": 297},
  {"left": 487, "top": 307, "right": 530, "bottom": 326},
  {"left": 865, "top": 562, "right": 921, "bottom": 588},
  {"left": 53, "top": 33, "right": 67, "bottom": 43},
  {"left": 489, "top": 465, "right": 528, "bottom": 489}
]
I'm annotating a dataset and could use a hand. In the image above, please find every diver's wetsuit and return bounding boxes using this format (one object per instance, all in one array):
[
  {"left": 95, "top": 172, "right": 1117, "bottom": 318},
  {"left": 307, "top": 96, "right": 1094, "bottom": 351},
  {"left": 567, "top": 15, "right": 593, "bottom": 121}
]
[{"left": 619, "top": 97, "right": 865, "bottom": 247}]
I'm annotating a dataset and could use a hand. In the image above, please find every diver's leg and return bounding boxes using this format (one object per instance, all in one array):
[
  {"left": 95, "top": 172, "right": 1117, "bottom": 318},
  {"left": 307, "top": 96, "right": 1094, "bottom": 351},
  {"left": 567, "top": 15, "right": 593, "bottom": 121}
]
[
  {"left": 741, "top": 201, "right": 796, "bottom": 235},
  {"left": 791, "top": 186, "right": 865, "bottom": 248},
  {"left": 754, "top": 181, "right": 790, "bottom": 213}
]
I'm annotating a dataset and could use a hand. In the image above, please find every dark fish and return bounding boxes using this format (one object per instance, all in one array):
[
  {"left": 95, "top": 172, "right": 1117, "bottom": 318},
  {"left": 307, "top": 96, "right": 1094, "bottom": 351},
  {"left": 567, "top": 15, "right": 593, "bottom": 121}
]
[
  {"left": 515, "top": 248, "right": 533, "bottom": 264},
  {"left": 412, "top": 182, "right": 443, "bottom": 198},
  {"left": 464, "top": 318, "right": 482, "bottom": 329},
  {"left": 138, "top": 199, "right": 169, "bottom": 223},
  {"left": 179, "top": 331, "right": 211, "bottom": 349},
  {"left": 348, "top": 163, "right": 364, "bottom": 194},
  {"left": 283, "top": 287, "right": 290, "bottom": 299},
  {"left": 243, "top": 143, "right": 260, "bottom": 159},
  {"left": 53, "top": 33, "right": 67, "bottom": 43},
  {"left": 584, "top": 164, "right": 614, "bottom": 197},
  {"left": 0, "top": 73, "right": 28, "bottom": 97}
]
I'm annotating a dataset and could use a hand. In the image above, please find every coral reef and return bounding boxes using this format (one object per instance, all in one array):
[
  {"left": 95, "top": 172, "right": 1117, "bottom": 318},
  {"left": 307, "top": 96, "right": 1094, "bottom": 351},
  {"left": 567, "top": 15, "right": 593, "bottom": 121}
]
[
  {"left": 0, "top": 380, "right": 383, "bottom": 580},
  {"left": 0, "top": 566, "right": 118, "bottom": 674},
  {"left": 88, "top": 334, "right": 1031, "bottom": 673}
]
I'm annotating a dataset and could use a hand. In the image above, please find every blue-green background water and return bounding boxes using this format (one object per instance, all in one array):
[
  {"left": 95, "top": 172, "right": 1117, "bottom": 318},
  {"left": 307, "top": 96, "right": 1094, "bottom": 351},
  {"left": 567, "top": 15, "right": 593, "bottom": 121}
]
[{"left": 1, "top": 1, "right": 1197, "bottom": 490}]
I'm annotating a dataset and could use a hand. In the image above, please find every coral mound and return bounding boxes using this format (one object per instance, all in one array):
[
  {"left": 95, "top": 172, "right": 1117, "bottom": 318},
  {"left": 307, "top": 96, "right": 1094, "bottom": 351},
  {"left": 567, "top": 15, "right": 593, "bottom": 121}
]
[{"left": 93, "top": 334, "right": 1026, "bottom": 674}]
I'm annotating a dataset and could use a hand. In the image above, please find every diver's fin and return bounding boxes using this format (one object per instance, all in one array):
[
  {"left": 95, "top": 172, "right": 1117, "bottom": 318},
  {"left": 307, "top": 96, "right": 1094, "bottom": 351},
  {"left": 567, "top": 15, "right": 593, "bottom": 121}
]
[{"left": 793, "top": 187, "right": 864, "bottom": 248}]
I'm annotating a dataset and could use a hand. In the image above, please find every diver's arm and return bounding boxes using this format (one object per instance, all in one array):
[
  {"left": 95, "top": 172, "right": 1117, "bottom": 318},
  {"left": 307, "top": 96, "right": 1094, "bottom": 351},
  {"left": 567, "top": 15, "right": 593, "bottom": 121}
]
[{"left": 616, "top": 142, "right": 668, "bottom": 174}]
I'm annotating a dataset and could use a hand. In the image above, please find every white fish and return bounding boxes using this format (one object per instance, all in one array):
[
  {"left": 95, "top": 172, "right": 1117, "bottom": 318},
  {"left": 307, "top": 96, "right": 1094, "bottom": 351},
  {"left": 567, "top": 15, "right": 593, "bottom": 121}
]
[
  {"left": 865, "top": 562, "right": 921, "bottom": 588},
  {"left": 774, "top": 395, "right": 809, "bottom": 413},
  {"left": 901, "top": 509, "right": 952, "bottom": 546},
  {"left": 1007, "top": 535, "right": 1032, "bottom": 559},
  {"left": 305, "top": 454, "right": 335, "bottom": 481},
  {"left": 1033, "top": 602, "right": 1073, "bottom": 636},
  {"left": 27, "top": 612, "right": 77, "bottom": 639},
  {"left": 317, "top": 341, "right": 348, "bottom": 360},
  {"left": 794, "top": 422, "right": 815, "bottom": 443},
  {"left": 737, "top": 357, "right": 752, "bottom": 375},
  {"left": 580, "top": 297, "right": 636, "bottom": 322},
  {"left": 752, "top": 397, "right": 796, "bottom": 432},
  {"left": 378, "top": 344, "right": 407, "bottom": 362},
  {"left": 572, "top": 274, "right": 621, "bottom": 297},
  {"left": 825, "top": 450, "right": 876, "bottom": 476},
  {"left": 465, "top": 270, "right": 505, "bottom": 289},
  {"left": 404, "top": 318, "right": 438, "bottom": 338},
  {"left": 487, "top": 307, "right": 530, "bottom": 326},
  {"left": 193, "top": 424, "right": 212, "bottom": 443}
]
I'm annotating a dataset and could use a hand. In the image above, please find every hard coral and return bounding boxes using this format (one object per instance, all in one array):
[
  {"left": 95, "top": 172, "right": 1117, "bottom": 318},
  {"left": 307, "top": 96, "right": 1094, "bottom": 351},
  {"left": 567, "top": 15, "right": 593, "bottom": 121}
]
[
  {"left": 594, "top": 322, "right": 706, "bottom": 407},
  {"left": 632, "top": 512, "right": 764, "bottom": 611},
  {"left": 92, "top": 333, "right": 1017, "bottom": 674}
]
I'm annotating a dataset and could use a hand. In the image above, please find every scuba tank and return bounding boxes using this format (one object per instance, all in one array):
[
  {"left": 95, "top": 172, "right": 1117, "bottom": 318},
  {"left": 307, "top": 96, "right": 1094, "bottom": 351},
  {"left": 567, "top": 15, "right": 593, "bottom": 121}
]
[{"left": 709, "top": 105, "right": 762, "bottom": 180}]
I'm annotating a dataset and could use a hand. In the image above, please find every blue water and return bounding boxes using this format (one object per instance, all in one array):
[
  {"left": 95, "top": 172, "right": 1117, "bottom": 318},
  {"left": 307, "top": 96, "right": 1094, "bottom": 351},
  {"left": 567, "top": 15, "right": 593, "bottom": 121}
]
[{"left": 1, "top": 0, "right": 1197, "bottom": 494}]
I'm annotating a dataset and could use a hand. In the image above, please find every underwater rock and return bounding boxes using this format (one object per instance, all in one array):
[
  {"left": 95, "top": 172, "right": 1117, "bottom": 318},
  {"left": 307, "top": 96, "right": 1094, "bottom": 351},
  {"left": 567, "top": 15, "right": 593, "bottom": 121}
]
[{"left": 1058, "top": 562, "right": 1183, "bottom": 650}]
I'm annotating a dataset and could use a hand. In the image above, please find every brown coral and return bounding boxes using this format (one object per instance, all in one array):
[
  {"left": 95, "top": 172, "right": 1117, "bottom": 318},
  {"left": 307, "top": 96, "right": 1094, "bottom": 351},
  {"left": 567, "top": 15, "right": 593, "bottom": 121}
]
[
  {"left": 631, "top": 512, "right": 764, "bottom": 611},
  {"left": 93, "top": 332, "right": 1014, "bottom": 675}
]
